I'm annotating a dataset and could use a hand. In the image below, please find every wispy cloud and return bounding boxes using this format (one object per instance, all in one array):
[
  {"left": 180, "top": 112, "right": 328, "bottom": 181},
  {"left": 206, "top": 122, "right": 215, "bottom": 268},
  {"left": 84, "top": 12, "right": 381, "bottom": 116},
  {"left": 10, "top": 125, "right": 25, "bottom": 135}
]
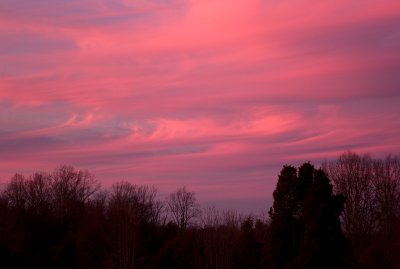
[{"left": 1, "top": 0, "right": 399, "bottom": 209}]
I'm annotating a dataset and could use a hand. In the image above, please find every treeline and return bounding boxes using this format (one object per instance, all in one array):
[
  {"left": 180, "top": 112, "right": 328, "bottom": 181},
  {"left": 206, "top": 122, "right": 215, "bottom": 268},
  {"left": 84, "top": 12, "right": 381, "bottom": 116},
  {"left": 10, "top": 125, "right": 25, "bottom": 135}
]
[
  {"left": 0, "top": 151, "right": 399, "bottom": 269},
  {"left": 0, "top": 166, "right": 265, "bottom": 268}
]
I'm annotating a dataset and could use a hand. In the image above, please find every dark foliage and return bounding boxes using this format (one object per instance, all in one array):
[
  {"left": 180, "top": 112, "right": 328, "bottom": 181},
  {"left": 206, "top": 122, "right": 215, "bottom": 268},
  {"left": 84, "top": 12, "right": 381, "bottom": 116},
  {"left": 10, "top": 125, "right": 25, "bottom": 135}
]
[
  {"left": 0, "top": 154, "right": 399, "bottom": 269},
  {"left": 0, "top": 166, "right": 265, "bottom": 269},
  {"left": 266, "top": 163, "right": 350, "bottom": 269}
]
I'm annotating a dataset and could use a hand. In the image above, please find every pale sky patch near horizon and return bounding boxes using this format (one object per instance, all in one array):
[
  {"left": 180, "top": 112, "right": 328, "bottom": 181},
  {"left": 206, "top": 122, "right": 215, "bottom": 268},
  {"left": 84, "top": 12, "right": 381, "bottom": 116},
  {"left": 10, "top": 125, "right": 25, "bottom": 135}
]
[{"left": 1, "top": 0, "right": 400, "bottom": 212}]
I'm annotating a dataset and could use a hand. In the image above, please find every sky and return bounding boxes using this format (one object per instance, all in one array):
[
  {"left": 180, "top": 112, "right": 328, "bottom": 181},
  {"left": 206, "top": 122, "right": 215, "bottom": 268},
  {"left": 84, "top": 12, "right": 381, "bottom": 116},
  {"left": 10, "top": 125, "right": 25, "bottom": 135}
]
[{"left": 1, "top": 0, "right": 400, "bottom": 212}]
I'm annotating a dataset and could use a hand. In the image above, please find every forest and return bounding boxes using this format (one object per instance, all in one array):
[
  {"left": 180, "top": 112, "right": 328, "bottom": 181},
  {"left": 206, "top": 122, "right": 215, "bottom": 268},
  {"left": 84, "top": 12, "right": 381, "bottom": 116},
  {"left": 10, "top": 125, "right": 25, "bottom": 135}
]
[{"left": 0, "top": 151, "right": 399, "bottom": 269}]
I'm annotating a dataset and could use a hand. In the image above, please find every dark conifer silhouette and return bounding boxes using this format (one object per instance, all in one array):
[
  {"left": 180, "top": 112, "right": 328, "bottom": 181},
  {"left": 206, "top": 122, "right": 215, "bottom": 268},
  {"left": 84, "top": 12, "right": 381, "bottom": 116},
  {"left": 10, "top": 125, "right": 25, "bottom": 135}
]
[
  {"left": 266, "top": 163, "right": 350, "bottom": 269},
  {"left": 265, "top": 165, "right": 300, "bottom": 269}
]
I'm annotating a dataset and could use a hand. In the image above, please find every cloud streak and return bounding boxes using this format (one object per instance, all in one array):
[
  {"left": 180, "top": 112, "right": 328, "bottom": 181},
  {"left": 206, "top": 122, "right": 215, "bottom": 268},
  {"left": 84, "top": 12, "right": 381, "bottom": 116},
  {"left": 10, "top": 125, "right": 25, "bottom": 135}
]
[{"left": 1, "top": 0, "right": 400, "bottom": 211}]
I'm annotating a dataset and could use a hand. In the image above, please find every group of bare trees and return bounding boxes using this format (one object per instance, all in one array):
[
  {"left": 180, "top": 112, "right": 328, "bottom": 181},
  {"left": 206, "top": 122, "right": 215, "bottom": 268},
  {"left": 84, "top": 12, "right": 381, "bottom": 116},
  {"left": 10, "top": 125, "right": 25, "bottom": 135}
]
[
  {"left": 1, "top": 166, "right": 201, "bottom": 228},
  {"left": 4, "top": 166, "right": 99, "bottom": 212},
  {"left": 324, "top": 152, "right": 400, "bottom": 269},
  {"left": 0, "top": 165, "right": 265, "bottom": 268}
]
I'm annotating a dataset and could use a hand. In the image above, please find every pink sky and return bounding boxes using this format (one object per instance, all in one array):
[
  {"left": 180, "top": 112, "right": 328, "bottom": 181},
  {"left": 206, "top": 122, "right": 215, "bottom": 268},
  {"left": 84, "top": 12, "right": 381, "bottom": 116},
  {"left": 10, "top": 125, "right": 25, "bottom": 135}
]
[{"left": 1, "top": 0, "right": 400, "bottom": 212}]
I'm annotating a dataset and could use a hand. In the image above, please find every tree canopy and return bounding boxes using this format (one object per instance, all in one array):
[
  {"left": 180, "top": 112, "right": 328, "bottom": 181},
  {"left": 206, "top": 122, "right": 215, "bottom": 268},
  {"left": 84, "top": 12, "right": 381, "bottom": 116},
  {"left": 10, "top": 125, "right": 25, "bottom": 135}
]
[{"left": 266, "top": 163, "right": 350, "bottom": 269}]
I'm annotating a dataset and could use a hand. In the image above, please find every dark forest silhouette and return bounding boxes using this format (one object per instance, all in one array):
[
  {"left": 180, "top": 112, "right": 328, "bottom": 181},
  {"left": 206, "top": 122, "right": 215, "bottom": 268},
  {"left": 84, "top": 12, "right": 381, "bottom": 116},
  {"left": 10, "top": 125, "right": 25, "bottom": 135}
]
[{"left": 0, "top": 151, "right": 399, "bottom": 268}]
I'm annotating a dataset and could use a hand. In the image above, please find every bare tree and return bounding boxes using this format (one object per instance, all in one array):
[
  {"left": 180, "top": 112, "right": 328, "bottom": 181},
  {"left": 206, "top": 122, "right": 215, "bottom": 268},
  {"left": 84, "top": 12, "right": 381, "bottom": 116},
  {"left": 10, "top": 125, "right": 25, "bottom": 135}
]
[
  {"left": 107, "top": 182, "right": 139, "bottom": 269},
  {"left": 324, "top": 152, "right": 400, "bottom": 233},
  {"left": 201, "top": 205, "right": 221, "bottom": 228},
  {"left": 167, "top": 186, "right": 200, "bottom": 229},
  {"left": 372, "top": 155, "right": 400, "bottom": 230},
  {"left": 25, "top": 172, "right": 52, "bottom": 213},
  {"left": 4, "top": 173, "right": 27, "bottom": 209},
  {"left": 50, "top": 166, "right": 100, "bottom": 213},
  {"left": 323, "top": 151, "right": 400, "bottom": 267},
  {"left": 323, "top": 151, "right": 377, "bottom": 237},
  {"left": 107, "top": 182, "right": 163, "bottom": 269},
  {"left": 222, "top": 209, "right": 244, "bottom": 229}
]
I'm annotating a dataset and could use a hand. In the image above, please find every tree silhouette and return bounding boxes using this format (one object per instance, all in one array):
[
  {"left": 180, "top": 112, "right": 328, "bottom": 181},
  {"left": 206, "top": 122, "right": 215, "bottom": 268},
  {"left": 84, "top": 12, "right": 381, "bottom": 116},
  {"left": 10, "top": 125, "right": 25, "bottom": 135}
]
[
  {"left": 265, "top": 165, "right": 300, "bottom": 269},
  {"left": 107, "top": 182, "right": 163, "bottom": 269},
  {"left": 324, "top": 152, "right": 400, "bottom": 268},
  {"left": 2, "top": 157, "right": 399, "bottom": 269},
  {"left": 299, "top": 167, "right": 349, "bottom": 269},
  {"left": 167, "top": 186, "right": 200, "bottom": 229},
  {"left": 266, "top": 163, "right": 350, "bottom": 269}
]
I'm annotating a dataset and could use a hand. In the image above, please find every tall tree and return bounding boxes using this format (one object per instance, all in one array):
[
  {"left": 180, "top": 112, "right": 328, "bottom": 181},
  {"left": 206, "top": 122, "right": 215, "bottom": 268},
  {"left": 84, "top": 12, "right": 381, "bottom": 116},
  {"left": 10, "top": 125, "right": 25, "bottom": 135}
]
[
  {"left": 107, "top": 182, "right": 163, "bottom": 269},
  {"left": 299, "top": 168, "right": 349, "bottom": 269},
  {"left": 266, "top": 165, "right": 300, "bottom": 269},
  {"left": 323, "top": 152, "right": 376, "bottom": 240},
  {"left": 266, "top": 163, "right": 349, "bottom": 269}
]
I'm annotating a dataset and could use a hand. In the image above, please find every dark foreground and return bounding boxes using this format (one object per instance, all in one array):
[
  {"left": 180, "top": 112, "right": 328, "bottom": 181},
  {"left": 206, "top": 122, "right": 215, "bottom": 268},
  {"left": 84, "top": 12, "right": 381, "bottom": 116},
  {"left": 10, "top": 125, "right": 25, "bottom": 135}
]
[{"left": 0, "top": 151, "right": 399, "bottom": 269}]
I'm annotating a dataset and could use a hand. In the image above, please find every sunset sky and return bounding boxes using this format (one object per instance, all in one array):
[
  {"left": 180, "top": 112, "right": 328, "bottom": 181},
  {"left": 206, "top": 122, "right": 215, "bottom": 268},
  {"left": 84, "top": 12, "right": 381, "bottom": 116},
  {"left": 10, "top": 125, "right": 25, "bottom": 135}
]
[{"left": 1, "top": 0, "right": 400, "bottom": 212}]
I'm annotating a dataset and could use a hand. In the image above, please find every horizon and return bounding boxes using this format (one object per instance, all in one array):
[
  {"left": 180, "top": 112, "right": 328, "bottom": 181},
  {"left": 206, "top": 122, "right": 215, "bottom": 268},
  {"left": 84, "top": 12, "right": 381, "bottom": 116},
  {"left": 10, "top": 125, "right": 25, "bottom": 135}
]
[
  {"left": 1, "top": 0, "right": 400, "bottom": 213},
  {"left": 0, "top": 152, "right": 396, "bottom": 214}
]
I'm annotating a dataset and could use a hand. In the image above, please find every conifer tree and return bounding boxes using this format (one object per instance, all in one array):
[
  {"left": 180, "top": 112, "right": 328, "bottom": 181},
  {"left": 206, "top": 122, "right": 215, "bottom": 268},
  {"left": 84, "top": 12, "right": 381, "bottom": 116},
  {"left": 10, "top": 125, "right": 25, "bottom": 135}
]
[{"left": 266, "top": 163, "right": 350, "bottom": 269}]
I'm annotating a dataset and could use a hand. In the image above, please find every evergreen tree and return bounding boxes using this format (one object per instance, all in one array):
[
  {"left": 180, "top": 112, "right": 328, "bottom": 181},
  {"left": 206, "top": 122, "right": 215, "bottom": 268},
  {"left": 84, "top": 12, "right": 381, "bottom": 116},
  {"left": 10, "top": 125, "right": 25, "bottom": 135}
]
[
  {"left": 299, "top": 168, "right": 349, "bottom": 269},
  {"left": 265, "top": 165, "right": 301, "bottom": 269},
  {"left": 266, "top": 163, "right": 350, "bottom": 269}
]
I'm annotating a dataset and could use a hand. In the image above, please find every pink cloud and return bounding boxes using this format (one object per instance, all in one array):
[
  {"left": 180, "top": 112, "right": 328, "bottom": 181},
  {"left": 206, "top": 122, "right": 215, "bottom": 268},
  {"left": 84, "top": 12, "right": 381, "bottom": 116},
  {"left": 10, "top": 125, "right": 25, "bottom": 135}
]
[{"left": 1, "top": 0, "right": 400, "bottom": 211}]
